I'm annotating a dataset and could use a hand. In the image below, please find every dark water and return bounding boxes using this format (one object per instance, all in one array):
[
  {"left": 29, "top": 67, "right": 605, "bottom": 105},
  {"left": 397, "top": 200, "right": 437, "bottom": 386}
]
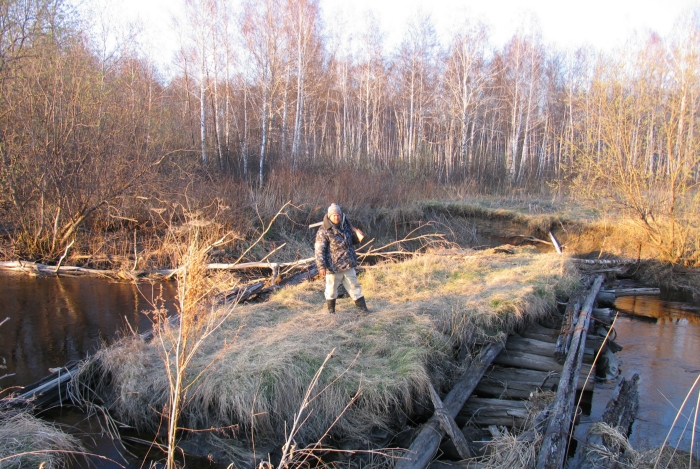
[
  {"left": 0, "top": 272, "right": 177, "bottom": 390},
  {"left": 579, "top": 294, "right": 700, "bottom": 459},
  {"left": 609, "top": 295, "right": 700, "bottom": 453}
]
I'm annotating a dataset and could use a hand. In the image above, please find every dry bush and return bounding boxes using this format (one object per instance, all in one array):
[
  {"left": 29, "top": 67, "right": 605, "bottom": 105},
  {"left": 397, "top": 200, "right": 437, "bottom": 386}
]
[
  {"left": 74, "top": 248, "right": 577, "bottom": 456},
  {"left": 0, "top": 410, "right": 83, "bottom": 469}
]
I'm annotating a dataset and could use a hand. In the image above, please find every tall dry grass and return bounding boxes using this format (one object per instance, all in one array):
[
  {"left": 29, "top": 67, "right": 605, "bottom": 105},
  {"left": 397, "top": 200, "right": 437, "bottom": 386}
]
[
  {"left": 0, "top": 410, "right": 83, "bottom": 469},
  {"left": 74, "top": 247, "right": 578, "bottom": 462}
]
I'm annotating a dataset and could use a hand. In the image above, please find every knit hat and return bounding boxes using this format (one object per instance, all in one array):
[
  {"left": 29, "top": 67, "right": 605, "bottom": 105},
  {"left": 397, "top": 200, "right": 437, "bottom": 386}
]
[{"left": 327, "top": 203, "right": 342, "bottom": 216}]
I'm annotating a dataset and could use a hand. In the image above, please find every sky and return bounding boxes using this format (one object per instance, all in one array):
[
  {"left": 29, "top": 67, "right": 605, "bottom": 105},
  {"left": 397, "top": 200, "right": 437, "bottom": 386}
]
[{"left": 93, "top": 0, "right": 700, "bottom": 72}]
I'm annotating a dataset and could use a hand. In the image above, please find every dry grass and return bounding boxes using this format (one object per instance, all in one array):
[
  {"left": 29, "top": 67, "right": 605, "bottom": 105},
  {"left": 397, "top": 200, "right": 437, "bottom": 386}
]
[
  {"left": 74, "top": 248, "right": 578, "bottom": 454},
  {"left": 583, "top": 422, "right": 700, "bottom": 469},
  {"left": 0, "top": 410, "right": 83, "bottom": 469}
]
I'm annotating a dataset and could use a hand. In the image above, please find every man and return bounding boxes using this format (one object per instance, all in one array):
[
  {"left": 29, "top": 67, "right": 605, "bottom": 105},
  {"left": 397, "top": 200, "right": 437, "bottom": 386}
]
[{"left": 315, "top": 203, "right": 368, "bottom": 314}]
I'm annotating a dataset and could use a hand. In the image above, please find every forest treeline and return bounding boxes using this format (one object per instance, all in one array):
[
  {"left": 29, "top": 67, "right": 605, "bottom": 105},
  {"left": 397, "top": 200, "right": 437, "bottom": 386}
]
[{"left": 0, "top": 0, "right": 699, "bottom": 265}]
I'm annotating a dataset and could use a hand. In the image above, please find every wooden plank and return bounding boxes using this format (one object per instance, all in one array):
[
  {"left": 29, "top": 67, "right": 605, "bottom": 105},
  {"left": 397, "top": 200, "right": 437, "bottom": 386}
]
[
  {"left": 394, "top": 342, "right": 504, "bottom": 469},
  {"left": 536, "top": 275, "right": 604, "bottom": 469},
  {"left": 475, "top": 365, "right": 593, "bottom": 400},
  {"left": 493, "top": 350, "right": 593, "bottom": 376},
  {"left": 505, "top": 335, "right": 556, "bottom": 358}
]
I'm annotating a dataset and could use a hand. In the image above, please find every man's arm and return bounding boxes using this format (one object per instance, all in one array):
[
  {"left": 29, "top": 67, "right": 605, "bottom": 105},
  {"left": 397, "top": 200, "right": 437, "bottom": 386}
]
[{"left": 314, "top": 228, "right": 328, "bottom": 276}]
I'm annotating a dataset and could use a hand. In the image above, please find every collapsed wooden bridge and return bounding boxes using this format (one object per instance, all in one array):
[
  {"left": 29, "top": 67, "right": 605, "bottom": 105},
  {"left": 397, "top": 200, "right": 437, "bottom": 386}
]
[{"left": 395, "top": 274, "right": 641, "bottom": 469}]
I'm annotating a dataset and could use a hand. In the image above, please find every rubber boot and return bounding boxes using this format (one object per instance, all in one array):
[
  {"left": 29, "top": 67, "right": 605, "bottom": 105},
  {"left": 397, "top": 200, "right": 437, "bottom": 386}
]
[
  {"left": 326, "top": 299, "right": 336, "bottom": 314},
  {"left": 354, "top": 296, "right": 369, "bottom": 313}
]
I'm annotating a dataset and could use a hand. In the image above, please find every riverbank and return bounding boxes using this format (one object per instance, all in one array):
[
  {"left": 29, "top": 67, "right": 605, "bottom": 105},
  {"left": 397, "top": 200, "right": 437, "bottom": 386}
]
[{"left": 71, "top": 247, "right": 577, "bottom": 466}]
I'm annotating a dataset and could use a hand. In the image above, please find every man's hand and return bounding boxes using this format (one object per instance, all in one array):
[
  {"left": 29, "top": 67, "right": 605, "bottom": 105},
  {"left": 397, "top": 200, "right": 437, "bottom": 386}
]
[{"left": 353, "top": 227, "right": 365, "bottom": 243}]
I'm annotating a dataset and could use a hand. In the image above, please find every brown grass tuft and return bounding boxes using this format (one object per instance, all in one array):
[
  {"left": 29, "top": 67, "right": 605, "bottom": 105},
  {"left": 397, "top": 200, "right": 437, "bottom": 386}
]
[{"left": 0, "top": 410, "right": 83, "bottom": 469}]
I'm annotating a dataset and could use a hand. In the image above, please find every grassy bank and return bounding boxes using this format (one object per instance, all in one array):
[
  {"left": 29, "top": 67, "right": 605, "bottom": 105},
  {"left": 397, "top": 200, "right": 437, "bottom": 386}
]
[{"left": 74, "top": 247, "right": 577, "bottom": 463}]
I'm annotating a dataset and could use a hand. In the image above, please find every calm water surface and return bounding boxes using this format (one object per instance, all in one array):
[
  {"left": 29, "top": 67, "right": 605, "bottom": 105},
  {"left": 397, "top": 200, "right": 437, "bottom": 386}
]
[
  {"left": 0, "top": 272, "right": 176, "bottom": 389},
  {"left": 609, "top": 295, "right": 700, "bottom": 453}
]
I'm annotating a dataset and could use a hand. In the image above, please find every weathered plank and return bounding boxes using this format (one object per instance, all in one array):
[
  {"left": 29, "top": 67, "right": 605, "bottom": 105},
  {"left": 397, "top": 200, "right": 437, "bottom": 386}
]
[
  {"left": 429, "top": 383, "right": 471, "bottom": 459},
  {"left": 458, "top": 397, "right": 529, "bottom": 427},
  {"left": 474, "top": 365, "right": 593, "bottom": 400},
  {"left": 493, "top": 350, "right": 594, "bottom": 375}
]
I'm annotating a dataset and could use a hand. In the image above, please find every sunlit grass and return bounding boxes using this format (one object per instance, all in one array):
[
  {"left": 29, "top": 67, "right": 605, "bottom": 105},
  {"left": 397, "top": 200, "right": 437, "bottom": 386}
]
[{"left": 75, "top": 248, "right": 578, "bottom": 449}]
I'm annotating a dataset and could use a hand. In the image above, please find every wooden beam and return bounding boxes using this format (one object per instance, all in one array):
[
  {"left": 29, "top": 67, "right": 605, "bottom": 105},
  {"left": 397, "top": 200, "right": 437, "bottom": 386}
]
[
  {"left": 429, "top": 383, "right": 471, "bottom": 459},
  {"left": 536, "top": 275, "right": 605, "bottom": 469},
  {"left": 394, "top": 342, "right": 504, "bottom": 469}
]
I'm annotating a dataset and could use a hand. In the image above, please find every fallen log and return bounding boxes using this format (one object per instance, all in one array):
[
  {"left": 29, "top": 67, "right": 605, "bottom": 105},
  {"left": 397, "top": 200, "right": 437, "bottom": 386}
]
[
  {"left": 536, "top": 274, "right": 605, "bottom": 469},
  {"left": 519, "top": 323, "right": 561, "bottom": 343},
  {"left": 573, "top": 374, "right": 640, "bottom": 469},
  {"left": 506, "top": 335, "right": 557, "bottom": 358},
  {"left": 394, "top": 341, "right": 504, "bottom": 469},
  {"left": 599, "top": 287, "right": 660, "bottom": 296}
]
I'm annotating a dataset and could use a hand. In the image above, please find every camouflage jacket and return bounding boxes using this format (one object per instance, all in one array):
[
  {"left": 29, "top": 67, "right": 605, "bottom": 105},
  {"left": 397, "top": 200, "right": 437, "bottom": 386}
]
[{"left": 314, "top": 214, "right": 361, "bottom": 273}]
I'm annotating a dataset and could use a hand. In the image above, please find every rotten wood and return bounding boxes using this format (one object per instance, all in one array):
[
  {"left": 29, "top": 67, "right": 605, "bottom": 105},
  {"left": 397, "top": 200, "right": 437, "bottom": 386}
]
[
  {"left": 475, "top": 365, "right": 593, "bottom": 400},
  {"left": 574, "top": 374, "right": 640, "bottom": 469},
  {"left": 394, "top": 341, "right": 504, "bottom": 469},
  {"left": 493, "top": 349, "right": 594, "bottom": 375},
  {"left": 429, "top": 383, "right": 471, "bottom": 459},
  {"left": 458, "top": 397, "right": 528, "bottom": 428},
  {"left": 536, "top": 274, "right": 605, "bottom": 469}
]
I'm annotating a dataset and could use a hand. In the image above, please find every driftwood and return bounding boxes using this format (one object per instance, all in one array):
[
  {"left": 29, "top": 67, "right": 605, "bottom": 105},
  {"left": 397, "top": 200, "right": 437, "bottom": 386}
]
[
  {"left": 536, "top": 274, "right": 605, "bottom": 469},
  {"left": 574, "top": 374, "right": 640, "bottom": 469},
  {"left": 394, "top": 342, "right": 505, "bottom": 469}
]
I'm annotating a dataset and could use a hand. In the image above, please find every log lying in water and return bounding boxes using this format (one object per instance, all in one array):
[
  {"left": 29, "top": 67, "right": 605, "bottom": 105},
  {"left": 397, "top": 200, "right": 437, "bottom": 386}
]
[
  {"left": 573, "top": 373, "right": 640, "bottom": 469},
  {"left": 394, "top": 342, "right": 504, "bottom": 469},
  {"left": 536, "top": 274, "right": 605, "bottom": 469}
]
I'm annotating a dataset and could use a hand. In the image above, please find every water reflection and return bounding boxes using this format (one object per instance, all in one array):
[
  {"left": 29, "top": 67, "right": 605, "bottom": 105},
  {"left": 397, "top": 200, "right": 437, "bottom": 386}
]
[
  {"left": 0, "top": 273, "right": 177, "bottom": 390},
  {"left": 611, "top": 295, "right": 700, "bottom": 453}
]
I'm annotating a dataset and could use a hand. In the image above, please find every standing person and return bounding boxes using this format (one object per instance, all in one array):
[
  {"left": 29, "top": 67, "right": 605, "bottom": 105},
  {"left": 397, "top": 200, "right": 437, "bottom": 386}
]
[{"left": 315, "top": 203, "right": 369, "bottom": 314}]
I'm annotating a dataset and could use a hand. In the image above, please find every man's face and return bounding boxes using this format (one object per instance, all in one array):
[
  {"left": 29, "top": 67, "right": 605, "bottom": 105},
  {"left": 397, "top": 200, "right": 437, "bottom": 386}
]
[{"left": 329, "top": 212, "right": 342, "bottom": 224}]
